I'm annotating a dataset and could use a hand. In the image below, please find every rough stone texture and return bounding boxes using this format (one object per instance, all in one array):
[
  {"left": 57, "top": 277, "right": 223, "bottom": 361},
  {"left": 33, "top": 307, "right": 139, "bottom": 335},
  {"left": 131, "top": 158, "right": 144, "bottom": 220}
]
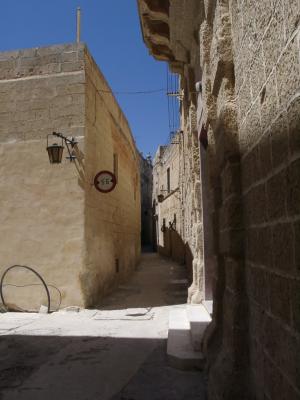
[
  {"left": 138, "top": 0, "right": 300, "bottom": 399},
  {"left": 0, "top": 43, "right": 140, "bottom": 309},
  {"left": 237, "top": 1, "right": 300, "bottom": 397},
  {"left": 180, "top": 105, "right": 204, "bottom": 304}
]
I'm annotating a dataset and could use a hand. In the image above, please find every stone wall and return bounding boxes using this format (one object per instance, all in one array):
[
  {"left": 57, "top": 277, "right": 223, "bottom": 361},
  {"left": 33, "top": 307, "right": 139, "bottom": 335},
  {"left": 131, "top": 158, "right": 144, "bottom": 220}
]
[
  {"left": 0, "top": 43, "right": 86, "bottom": 309},
  {"left": 0, "top": 43, "right": 140, "bottom": 309},
  {"left": 234, "top": 0, "right": 300, "bottom": 398},
  {"left": 138, "top": 0, "right": 300, "bottom": 398},
  {"left": 82, "top": 49, "right": 141, "bottom": 306},
  {"left": 179, "top": 102, "right": 204, "bottom": 303}
]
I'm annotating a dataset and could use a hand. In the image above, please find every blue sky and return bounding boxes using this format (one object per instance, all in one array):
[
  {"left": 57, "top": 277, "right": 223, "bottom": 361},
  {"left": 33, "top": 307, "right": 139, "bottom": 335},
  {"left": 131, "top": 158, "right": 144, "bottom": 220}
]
[{"left": 0, "top": 0, "right": 173, "bottom": 156}]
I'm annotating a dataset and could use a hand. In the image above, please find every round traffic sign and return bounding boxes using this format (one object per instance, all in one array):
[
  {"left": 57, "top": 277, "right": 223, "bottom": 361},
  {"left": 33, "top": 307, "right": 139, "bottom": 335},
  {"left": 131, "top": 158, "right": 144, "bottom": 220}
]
[{"left": 94, "top": 171, "right": 117, "bottom": 193}]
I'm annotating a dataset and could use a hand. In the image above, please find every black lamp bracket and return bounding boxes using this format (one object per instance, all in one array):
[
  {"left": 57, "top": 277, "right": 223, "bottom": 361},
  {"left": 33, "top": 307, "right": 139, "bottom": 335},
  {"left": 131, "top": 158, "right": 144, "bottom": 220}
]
[{"left": 52, "top": 131, "right": 78, "bottom": 162}]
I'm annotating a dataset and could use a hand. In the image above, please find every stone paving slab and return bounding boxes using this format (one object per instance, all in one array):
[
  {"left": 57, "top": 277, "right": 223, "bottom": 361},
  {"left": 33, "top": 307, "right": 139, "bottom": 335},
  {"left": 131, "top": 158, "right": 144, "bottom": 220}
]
[
  {"left": 0, "top": 305, "right": 171, "bottom": 339},
  {"left": 93, "top": 307, "right": 154, "bottom": 321},
  {"left": 113, "top": 342, "right": 206, "bottom": 400},
  {"left": 0, "top": 335, "right": 159, "bottom": 400},
  {"left": 0, "top": 253, "right": 206, "bottom": 399},
  {"left": 0, "top": 312, "right": 44, "bottom": 333}
]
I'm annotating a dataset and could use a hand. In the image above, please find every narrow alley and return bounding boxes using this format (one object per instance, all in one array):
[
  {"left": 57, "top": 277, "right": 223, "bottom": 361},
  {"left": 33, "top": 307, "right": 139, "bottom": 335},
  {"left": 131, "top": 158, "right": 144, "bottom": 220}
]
[
  {"left": 0, "top": 1, "right": 300, "bottom": 399},
  {"left": 0, "top": 253, "right": 206, "bottom": 400}
]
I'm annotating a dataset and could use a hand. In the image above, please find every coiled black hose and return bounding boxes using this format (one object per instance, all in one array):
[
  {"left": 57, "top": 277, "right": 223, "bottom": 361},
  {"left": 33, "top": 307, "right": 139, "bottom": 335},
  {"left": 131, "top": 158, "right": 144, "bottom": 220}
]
[{"left": 0, "top": 265, "right": 61, "bottom": 314}]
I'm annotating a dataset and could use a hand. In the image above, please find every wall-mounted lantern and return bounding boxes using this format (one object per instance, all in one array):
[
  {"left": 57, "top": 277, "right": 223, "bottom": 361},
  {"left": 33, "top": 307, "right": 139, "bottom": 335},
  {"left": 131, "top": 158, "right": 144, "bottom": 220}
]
[
  {"left": 169, "top": 214, "right": 177, "bottom": 231},
  {"left": 157, "top": 194, "right": 164, "bottom": 203},
  {"left": 46, "top": 132, "right": 78, "bottom": 164},
  {"left": 195, "top": 81, "right": 202, "bottom": 94}
]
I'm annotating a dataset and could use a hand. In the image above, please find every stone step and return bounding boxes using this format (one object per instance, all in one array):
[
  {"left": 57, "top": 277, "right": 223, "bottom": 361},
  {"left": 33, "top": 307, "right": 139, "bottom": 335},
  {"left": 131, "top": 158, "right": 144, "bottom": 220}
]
[
  {"left": 167, "top": 308, "right": 205, "bottom": 370},
  {"left": 202, "top": 300, "right": 213, "bottom": 315},
  {"left": 186, "top": 304, "right": 212, "bottom": 351}
]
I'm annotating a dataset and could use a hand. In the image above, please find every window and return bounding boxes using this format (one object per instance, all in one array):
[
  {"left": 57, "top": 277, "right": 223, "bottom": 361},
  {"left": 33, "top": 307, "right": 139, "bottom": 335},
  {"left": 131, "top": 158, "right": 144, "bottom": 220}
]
[{"left": 167, "top": 167, "right": 170, "bottom": 193}]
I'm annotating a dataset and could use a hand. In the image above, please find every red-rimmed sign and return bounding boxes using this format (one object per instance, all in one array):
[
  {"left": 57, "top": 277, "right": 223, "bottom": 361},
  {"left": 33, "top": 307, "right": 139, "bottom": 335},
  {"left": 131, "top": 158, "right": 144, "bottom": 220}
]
[{"left": 94, "top": 171, "right": 117, "bottom": 193}]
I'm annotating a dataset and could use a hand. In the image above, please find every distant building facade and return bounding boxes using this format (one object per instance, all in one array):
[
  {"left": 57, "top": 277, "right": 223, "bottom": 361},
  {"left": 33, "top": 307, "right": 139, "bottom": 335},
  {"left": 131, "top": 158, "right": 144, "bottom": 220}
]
[
  {"left": 139, "top": 153, "right": 153, "bottom": 249},
  {"left": 0, "top": 43, "right": 141, "bottom": 309},
  {"left": 152, "top": 124, "right": 205, "bottom": 301},
  {"left": 138, "top": 1, "right": 300, "bottom": 399},
  {"left": 152, "top": 136, "right": 185, "bottom": 263}
]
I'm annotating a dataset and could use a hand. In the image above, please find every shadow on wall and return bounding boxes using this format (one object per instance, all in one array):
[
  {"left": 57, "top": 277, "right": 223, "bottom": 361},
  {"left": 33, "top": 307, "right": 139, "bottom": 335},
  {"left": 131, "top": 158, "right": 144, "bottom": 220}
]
[
  {"left": 158, "top": 228, "right": 193, "bottom": 283},
  {"left": 73, "top": 144, "right": 86, "bottom": 191}
]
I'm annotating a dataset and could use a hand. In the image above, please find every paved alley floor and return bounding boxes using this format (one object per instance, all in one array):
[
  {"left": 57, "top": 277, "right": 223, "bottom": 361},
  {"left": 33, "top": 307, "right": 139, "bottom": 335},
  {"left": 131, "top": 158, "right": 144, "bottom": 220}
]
[{"left": 0, "top": 253, "right": 206, "bottom": 400}]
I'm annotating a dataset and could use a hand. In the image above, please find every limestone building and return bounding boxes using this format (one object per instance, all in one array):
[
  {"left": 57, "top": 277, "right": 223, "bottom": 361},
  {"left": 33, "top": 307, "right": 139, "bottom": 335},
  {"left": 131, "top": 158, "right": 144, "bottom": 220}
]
[
  {"left": 139, "top": 153, "right": 153, "bottom": 249},
  {"left": 138, "top": 0, "right": 300, "bottom": 399},
  {"left": 152, "top": 135, "right": 186, "bottom": 264},
  {"left": 0, "top": 43, "right": 141, "bottom": 310},
  {"left": 152, "top": 124, "right": 206, "bottom": 301}
]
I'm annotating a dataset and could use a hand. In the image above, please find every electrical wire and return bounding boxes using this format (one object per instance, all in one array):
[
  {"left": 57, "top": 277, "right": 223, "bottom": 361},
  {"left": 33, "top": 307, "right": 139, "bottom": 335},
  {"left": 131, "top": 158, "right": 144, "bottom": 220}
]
[
  {"left": 0, "top": 265, "right": 61, "bottom": 314},
  {"left": 90, "top": 74, "right": 183, "bottom": 147},
  {"left": 2, "top": 283, "right": 62, "bottom": 312},
  {"left": 171, "top": 72, "right": 175, "bottom": 132},
  {"left": 165, "top": 66, "right": 180, "bottom": 144},
  {"left": 97, "top": 88, "right": 166, "bottom": 95},
  {"left": 166, "top": 64, "right": 172, "bottom": 134}
]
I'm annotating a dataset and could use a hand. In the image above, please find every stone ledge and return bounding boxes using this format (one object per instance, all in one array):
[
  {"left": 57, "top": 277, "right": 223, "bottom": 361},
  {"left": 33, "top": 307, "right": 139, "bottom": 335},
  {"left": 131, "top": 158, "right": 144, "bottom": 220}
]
[{"left": 187, "top": 304, "right": 212, "bottom": 351}]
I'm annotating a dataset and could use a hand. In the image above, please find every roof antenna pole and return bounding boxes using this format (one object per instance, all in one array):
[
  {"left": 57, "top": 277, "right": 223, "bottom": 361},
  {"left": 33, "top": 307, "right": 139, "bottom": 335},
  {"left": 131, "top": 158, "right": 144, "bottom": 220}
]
[{"left": 76, "top": 7, "right": 81, "bottom": 43}]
